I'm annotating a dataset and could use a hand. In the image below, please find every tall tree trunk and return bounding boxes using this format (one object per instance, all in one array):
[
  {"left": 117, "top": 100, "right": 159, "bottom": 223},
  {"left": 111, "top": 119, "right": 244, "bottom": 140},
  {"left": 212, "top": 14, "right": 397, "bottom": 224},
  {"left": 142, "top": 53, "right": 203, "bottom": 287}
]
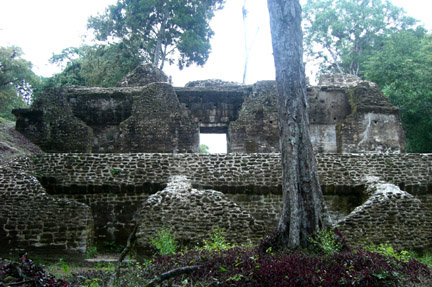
[
  {"left": 153, "top": 11, "right": 168, "bottom": 69},
  {"left": 267, "top": 0, "right": 331, "bottom": 249},
  {"left": 242, "top": 0, "right": 249, "bottom": 84}
]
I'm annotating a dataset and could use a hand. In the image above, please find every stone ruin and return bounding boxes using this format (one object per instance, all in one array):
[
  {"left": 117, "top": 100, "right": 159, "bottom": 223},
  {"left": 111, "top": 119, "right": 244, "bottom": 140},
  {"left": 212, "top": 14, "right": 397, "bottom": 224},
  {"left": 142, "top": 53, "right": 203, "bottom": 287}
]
[
  {"left": 13, "top": 67, "right": 405, "bottom": 154},
  {"left": 1, "top": 65, "right": 431, "bottom": 258}
]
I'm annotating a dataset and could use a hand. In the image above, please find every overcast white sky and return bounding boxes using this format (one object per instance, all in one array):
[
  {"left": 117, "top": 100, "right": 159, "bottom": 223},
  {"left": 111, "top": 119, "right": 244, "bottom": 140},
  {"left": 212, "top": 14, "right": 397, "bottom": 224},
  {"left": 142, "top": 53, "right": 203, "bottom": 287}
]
[
  {"left": 1, "top": 0, "right": 431, "bottom": 152},
  {"left": 1, "top": 0, "right": 431, "bottom": 87}
]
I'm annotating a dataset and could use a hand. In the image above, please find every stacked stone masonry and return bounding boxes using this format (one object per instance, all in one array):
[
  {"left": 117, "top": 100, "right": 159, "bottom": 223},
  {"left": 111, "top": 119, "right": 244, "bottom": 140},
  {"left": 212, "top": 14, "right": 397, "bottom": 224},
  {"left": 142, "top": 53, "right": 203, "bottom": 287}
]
[
  {"left": 3, "top": 71, "right": 430, "bottom": 254},
  {"left": 338, "top": 179, "right": 432, "bottom": 251},
  {"left": 13, "top": 74, "right": 405, "bottom": 154},
  {"left": 33, "top": 153, "right": 432, "bottom": 195},
  {"left": 136, "top": 176, "right": 264, "bottom": 254},
  {"left": 0, "top": 160, "right": 93, "bottom": 258},
  {"left": 24, "top": 152, "right": 432, "bottom": 251},
  {"left": 2, "top": 152, "right": 432, "bottom": 254}
]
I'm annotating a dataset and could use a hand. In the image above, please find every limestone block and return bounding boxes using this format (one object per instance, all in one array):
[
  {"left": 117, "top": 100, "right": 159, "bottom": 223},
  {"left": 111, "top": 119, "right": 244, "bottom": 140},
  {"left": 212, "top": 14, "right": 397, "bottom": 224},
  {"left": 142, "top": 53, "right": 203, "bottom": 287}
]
[{"left": 229, "top": 81, "right": 279, "bottom": 153}]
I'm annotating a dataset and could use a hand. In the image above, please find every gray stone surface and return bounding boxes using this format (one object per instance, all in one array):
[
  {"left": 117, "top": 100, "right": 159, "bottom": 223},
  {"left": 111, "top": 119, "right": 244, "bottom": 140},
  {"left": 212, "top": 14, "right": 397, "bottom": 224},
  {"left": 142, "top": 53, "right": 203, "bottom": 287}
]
[
  {"left": 0, "top": 159, "right": 93, "bottom": 257},
  {"left": 136, "top": 176, "right": 264, "bottom": 251},
  {"left": 229, "top": 81, "right": 279, "bottom": 153},
  {"left": 32, "top": 153, "right": 432, "bottom": 195},
  {"left": 13, "top": 74, "right": 405, "bottom": 154},
  {"left": 338, "top": 177, "right": 432, "bottom": 251},
  {"left": 119, "top": 83, "right": 199, "bottom": 153},
  {"left": 185, "top": 79, "right": 241, "bottom": 87},
  {"left": 118, "top": 63, "right": 168, "bottom": 87},
  {"left": 2, "top": 152, "right": 432, "bottom": 254}
]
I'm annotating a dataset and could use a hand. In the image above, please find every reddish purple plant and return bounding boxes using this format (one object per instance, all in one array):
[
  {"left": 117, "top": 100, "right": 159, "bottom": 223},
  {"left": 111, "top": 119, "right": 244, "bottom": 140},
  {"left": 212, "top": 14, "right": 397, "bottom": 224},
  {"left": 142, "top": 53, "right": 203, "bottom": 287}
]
[
  {"left": 0, "top": 254, "right": 68, "bottom": 287},
  {"left": 140, "top": 246, "right": 431, "bottom": 286}
]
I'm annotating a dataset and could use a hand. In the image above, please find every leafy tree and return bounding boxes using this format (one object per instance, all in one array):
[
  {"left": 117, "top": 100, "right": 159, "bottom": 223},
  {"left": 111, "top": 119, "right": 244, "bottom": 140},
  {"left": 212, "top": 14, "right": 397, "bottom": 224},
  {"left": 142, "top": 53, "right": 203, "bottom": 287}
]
[
  {"left": 0, "top": 46, "right": 39, "bottom": 120},
  {"left": 363, "top": 28, "right": 432, "bottom": 152},
  {"left": 87, "top": 0, "right": 224, "bottom": 70},
  {"left": 267, "top": 0, "right": 330, "bottom": 249},
  {"left": 47, "top": 43, "right": 140, "bottom": 88},
  {"left": 303, "top": 0, "right": 417, "bottom": 75}
]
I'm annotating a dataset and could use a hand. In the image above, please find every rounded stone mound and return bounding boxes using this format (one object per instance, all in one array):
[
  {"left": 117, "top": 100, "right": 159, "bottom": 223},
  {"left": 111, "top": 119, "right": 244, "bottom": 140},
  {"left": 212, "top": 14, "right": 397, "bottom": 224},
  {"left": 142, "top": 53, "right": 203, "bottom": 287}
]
[
  {"left": 337, "top": 177, "right": 432, "bottom": 251},
  {"left": 136, "top": 176, "right": 264, "bottom": 253},
  {"left": 118, "top": 63, "right": 168, "bottom": 87}
]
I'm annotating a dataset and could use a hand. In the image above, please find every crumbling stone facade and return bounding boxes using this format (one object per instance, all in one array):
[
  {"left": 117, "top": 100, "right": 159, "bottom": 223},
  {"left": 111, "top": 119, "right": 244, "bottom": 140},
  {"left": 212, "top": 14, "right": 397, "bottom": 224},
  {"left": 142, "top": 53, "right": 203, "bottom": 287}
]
[
  {"left": 119, "top": 83, "right": 199, "bottom": 153},
  {"left": 338, "top": 178, "right": 432, "bottom": 251},
  {"left": 1, "top": 152, "right": 431, "bottom": 254},
  {"left": 0, "top": 159, "right": 93, "bottom": 258},
  {"left": 11, "top": 152, "right": 427, "bottom": 250},
  {"left": 3, "top": 70, "right": 426, "bottom": 256},
  {"left": 13, "top": 74, "right": 405, "bottom": 154},
  {"left": 136, "top": 176, "right": 264, "bottom": 254}
]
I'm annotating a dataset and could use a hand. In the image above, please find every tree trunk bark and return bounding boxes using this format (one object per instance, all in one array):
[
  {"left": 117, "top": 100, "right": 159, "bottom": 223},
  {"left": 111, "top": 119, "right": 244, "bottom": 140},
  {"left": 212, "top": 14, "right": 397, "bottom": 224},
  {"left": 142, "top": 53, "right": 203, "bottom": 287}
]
[
  {"left": 153, "top": 11, "right": 168, "bottom": 69},
  {"left": 267, "top": 0, "right": 331, "bottom": 249}
]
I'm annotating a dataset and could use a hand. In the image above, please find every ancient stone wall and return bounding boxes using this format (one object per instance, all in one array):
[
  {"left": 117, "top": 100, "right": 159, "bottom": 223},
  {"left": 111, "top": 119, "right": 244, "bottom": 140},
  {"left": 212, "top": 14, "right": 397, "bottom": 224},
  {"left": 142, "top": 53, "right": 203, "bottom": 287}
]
[
  {"left": 338, "top": 178, "right": 432, "bottom": 251},
  {"left": 0, "top": 160, "right": 93, "bottom": 258},
  {"left": 33, "top": 153, "right": 432, "bottom": 195},
  {"left": 119, "top": 83, "right": 199, "bottom": 153},
  {"left": 229, "top": 81, "right": 280, "bottom": 153},
  {"left": 2, "top": 153, "right": 432, "bottom": 253},
  {"left": 175, "top": 85, "right": 249, "bottom": 134},
  {"left": 13, "top": 74, "right": 405, "bottom": 154},
  {"left": 13, "top": 88, "right": 94, "bottom": 152},
  {"left": 136, "top": 176, "right": 264, "bottom": 254},
  {"left": 28, "top": 153, "right": 432, "bottom": 247}
]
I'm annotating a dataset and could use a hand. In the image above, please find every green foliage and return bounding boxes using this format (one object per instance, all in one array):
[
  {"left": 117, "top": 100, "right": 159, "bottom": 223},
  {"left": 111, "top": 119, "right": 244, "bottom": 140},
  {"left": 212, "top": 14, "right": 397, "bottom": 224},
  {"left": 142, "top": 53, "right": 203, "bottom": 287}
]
[
  {"left": 58, "top": 258, "right": 69, "bottom": 275},
  {"left": 0, "top": 46, "right": 40, "bottom": 120},
  {"left": 86, "top": 246, "right": 98, "bottom": 259},
  {"left": 84, "top": 278, "right": 102, "bottom": 287},
  {"left": 417, "top": 253, "right": 432, "bottom": 268},
  {"left": 151, "top": 228, "right": 178, "bottom": 255},
  {"left": 110, "top": 167, "right": 122, "bottom": 176},
  {"left": 303, "top": 0, "right": 417, "bottom": 75},
  {"left": 203, "top": 227, "right": 232, "bottom": 251},
  {"left": 87, "top": 0, "right": 224, "bottom": 70},
  {"left": 308, "top": 228, "right": 341, "bottom": 256},
  {"left": 103, "top": 241, "right": 125, "bottom": 253},
  {"left": 199, "top": 144, "right": 209, "bottom": 153},
  {"left": 363, "top": 28, "right": 432, "bottom": 152},
  {"left": 45, "top": 43, "right": 140, "bottom": 88},
  {"left": 363, "top": 242, "right": 415, "bottom": 263},
  {"left": 94, "top": 262, "right": 115, "bottom": 271}
]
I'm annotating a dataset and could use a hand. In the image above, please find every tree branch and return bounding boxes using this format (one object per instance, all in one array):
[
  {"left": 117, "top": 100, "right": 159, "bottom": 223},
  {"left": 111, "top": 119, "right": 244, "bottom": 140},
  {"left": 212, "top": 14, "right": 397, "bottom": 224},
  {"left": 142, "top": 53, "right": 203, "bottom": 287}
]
[
  {"left": 108, "top": 224, "right": 139, "bottom": 286},
  {"left": 145, "top": 265, "right": 201, "bottom": 287}
]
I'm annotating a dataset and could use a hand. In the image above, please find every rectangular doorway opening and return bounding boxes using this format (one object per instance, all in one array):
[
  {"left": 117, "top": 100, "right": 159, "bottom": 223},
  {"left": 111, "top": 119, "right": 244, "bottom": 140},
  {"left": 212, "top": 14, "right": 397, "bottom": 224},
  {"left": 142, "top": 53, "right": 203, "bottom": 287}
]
[{"left": 199, "top": 126, "right": 228, "bottom": 154}]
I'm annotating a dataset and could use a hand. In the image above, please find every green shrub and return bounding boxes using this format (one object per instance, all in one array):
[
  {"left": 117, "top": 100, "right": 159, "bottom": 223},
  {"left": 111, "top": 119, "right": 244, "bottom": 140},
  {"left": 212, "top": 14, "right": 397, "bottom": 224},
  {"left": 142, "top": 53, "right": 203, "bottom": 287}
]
[
  {"left": 203, "top": 227, "right": 232, "bottom": 251},
  {"left": 417, "top": 253, "right": 432, "bottom": 268},
  {"left": 151, "top": 228, "right": 177, "bottom": 255},
  {"left": 363, "top": 242, "right": 415, "bottom": 263},
  {"left": 103, "top": 241, "right": 125, "bottom": 253},
  {"left": 308, "top": 228, "right": 342, "bottom": 256},
  {"left": 86, "top": 246, "right": 98, "bottom": 259}
]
